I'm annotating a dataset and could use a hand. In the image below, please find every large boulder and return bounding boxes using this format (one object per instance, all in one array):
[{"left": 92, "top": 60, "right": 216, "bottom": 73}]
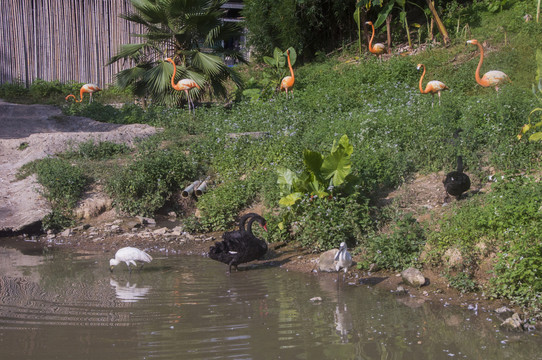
[
  {"left": 401, "top": 267, "right": 426, "bottom": 287},
  {"left": 318, "top": 249, "right": 339, "bottom": 272}
]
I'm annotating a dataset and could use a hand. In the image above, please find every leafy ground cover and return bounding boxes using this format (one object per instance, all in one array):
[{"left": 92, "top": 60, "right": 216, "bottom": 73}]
[{"left": 4, "top": 2, "right": 542, "bottom": 317}]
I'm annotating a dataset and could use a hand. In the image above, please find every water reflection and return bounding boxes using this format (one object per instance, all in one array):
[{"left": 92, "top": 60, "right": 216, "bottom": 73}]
[
  {"left": 109, "top": 278, "right": 151, "bottom": 303},
  {"left": 0, "top": 241, "right": 540, "bottom": 360}
]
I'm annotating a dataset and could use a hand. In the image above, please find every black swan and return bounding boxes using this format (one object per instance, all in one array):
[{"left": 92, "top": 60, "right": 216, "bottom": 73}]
[
  {"left": 443, "top": 156, "right": 471, "bottom": 201},
  {"left": 208, "top": 213, "right": 268, "bottom": 272}
]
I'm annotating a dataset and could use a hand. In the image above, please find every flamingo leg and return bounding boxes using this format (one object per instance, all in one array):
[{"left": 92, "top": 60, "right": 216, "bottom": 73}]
[
  {"left": 438, "top": 91, "right": 441, "bottom": 106},
  {"left": 431, "top": 93, "right": 435, "bottom": 108},
  {"left": 184, "top": 90, "right": 191, "bottom": 113}
]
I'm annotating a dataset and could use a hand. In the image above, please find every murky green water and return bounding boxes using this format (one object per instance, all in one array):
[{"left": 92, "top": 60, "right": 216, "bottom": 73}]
[{"left": 0, "top": 240, "right": 540, "bottom": 360}]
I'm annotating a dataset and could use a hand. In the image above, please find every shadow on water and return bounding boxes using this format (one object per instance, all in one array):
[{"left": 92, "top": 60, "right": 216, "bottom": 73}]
[{"left": 0, "top": 239, "right": 541, "bottom": 360}]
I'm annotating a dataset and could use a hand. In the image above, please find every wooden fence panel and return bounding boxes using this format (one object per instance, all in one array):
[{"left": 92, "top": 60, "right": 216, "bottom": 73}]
[{"left": 0, "top": 0, "right": 143, "bottom": 87}]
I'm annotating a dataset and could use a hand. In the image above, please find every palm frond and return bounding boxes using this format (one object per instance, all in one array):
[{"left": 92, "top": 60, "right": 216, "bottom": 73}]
[
  {"left": 108, "top": 43, "right": 147, "bottom": 65},
  {"left": 115, "top": 65, "right": 149, "bottom": 88},
  {"left": 191, "top": 52, "right": 225, "bottom": 76},
  {"left": 143, "top": 61, "right": 173, "bottom": 97}
]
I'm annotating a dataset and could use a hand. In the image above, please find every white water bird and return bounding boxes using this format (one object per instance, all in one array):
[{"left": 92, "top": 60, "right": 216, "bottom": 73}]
[
  {"left": 334, "top": 242, "right": 352, "bottom": 273},
  {"left": 109, "top": 247, "right": 153, "bottom": 272}
]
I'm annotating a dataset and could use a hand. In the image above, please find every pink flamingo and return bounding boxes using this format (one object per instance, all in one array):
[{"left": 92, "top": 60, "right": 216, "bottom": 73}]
[
  {"left": 466, "top": 39, "right": 510, "bottom": 91},
  {"left": 365, "top": 21, "right": 386, "bottom": 62},
  {"left": 165, "top": 58, "right": 201, "bottom": 112},
  {"left": 417, "top": 64, "right": 449, "bottom": 107},
  {"left": 280, "top": 49, "right": 295, "bottom": 99},
  {"left": 65, "top": 83, "right": 101, "bottom": 103}
]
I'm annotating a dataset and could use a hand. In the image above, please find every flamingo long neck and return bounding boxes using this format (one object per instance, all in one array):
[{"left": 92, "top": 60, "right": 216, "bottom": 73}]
[
  {"left": 368, "top": 23, "right": 375, "bottom": 51},
  {"left": 474, "top": 43, "right": 484, "bottom": 86},
  {"left": 419, "top": 65, "right": 428, "bottom": 94},
  {"left": 167, "top": 59, "right": 179, "bottom": 90},
  {"left": 287, "top": 52, "right": 294, "bottom": 81}
]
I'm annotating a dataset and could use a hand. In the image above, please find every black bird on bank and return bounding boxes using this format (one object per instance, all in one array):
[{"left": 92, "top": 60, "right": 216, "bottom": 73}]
[
  {"left": 443, "top": 156, "right": 471, "bottom": 201},
  {"left": 208, "top": 213, "right": 268, "bottom": 272}
]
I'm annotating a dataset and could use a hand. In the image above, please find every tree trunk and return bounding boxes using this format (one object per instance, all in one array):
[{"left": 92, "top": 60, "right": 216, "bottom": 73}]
[
  {"left": 429, "top": 16, "right": 434, "bottom": 41},
  {"left": 426, "top": 0, "right": 450, "bottom": 45},
  {"left": 386, "top": 14, "right": 392, "bottom": 54},
  {"left": 361, "top": 8, "right": 370, "bottom": 47}
]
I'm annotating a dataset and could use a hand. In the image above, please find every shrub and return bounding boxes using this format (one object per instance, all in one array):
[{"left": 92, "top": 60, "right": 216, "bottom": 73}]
[
  {"left": 282, "top": 194, "right": 371, "bottom": 251},
  {"left": 363, "top": 213, "right": 425, "bottom": 271},
  {"left": 106, "top": 148, "right": 196, "bottom": 216},
  {"left": 0, "top": 81, "right": 29, "bottom": 100},
  {"left": 34, "top": 158, "right": 88, "bottom": 209},
  {"left": 42, "top": 210, "right": 75, "bottom": 233},
  {"left": 29, "top": 79, "right": 65, "bottom": 100},
  {"left": 195, "top": 178, "right": 259, "bottom": 232},
  {"left": 63, "top": 140, "right": 131, "bottom": 161},
  {"left": 443, "top": 271, "right": 479, "bottom": 294}
]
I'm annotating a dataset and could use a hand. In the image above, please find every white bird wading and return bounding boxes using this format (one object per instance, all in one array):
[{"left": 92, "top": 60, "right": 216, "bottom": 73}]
[{"left": 110, "top": 247, "right": 153, "bottom": 272}]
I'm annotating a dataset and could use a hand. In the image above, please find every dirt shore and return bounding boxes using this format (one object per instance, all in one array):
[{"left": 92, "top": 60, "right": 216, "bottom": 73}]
[
  {"left": 0, "top": 100, "right": 529, "bottom": 330},
  {"left": 0, "top": 100, "right": 156, "bottom": 234},
  {"left": 10, "top": 208, "right": 516, "bottom": 322}
]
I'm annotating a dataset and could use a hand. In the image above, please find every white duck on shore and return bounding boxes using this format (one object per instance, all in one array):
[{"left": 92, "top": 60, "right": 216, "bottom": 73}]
[{"left": 334, "top": 242, "right": 352, "bottom": 273}]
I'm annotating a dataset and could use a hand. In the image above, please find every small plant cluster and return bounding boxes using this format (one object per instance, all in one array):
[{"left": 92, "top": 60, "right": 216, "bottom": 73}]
[
  {"left": 63, "top": 140, "right": 131, "bottom": 161},
  {"left": 188, "top": 178, "right": 259, "bottom": 233},
  {"left": 19, "top": 158, "right": 88, "bottom": 231},
  {"left": 360, "top": 213, "right": 426, "bottom": 271},
  {"left": 285, "top": 194, "right": 371, "bottom": 251},
  {"left": 106, "top": 148, "right": 196, "bottom": 216},
  {"left": 275, "top": 135, "right": 372, "bottom": 251}
]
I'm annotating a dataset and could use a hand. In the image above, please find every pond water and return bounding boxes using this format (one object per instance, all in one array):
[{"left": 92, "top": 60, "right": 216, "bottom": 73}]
[{"left": 0, "top": 240, "right": 540, "bottom": 360}]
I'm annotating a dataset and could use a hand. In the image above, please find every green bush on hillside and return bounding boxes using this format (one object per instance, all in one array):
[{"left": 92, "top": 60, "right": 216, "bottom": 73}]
[
  {"left": 363, "top": 213, "right": 426, "bottom": 271},
  {"left": 106, "top": 148, "right": 196, "bottom": 216}
]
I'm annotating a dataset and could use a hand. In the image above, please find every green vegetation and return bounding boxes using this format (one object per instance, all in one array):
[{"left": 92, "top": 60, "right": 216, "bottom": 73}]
[
  {"left": 106, "top": 147, "right": 197, "bottom": 216},
  {"left": 18, "top": 158, "right": 88, "bottom": 231},
  {"left": 2, "top": 1, "right": 542, "bottom": 316}
]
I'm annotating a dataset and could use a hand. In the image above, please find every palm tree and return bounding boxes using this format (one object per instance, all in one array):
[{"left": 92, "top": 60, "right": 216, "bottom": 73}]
[{"left": 108, "top": 0, "right": 245, "bottom": 106}]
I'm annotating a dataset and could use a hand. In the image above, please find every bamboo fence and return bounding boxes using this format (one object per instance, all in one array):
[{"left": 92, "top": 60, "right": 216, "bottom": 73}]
[{"left": 0, "top": 0, "right": 145, "bottom": 87}]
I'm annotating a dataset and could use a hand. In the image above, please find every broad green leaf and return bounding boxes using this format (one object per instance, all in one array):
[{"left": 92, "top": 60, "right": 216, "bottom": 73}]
[
  {"left": 305, "top": 172, "right": 327, "bottom": 195},
  {"left": 279, "top": 192, "right": 303, "bottom": 206},
  {"left": 529, "top": 108, "right": 542, "bottom": 123},
  {"left": 273, "top": 47, "right": 286, "bottom": 68},
  {"left": 331, "top": 135, "right": 353, "bottom": 155},
  {"left": 303, "top": 149, "right": 323, "bottom": 175},
  {"left": 263, "top": 56, "right": 276, "bottom": 66},
  {"left": 321, "top": 147, "right": 352, "bottom": 187},
  {"left": 528, "top": 132, "right": 542, "bottom": 141},
  {"left": 276, "top": 167, "right": 298, "bottom": 192},
  {"left": 285, "top": 47, "right": 297, "bottom": 67},
  {"left": 374, "top": 1, "right": 394, "bottom": 28}
]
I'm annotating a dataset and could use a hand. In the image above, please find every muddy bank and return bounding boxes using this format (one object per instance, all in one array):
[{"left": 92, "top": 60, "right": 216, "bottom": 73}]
[
  {"left": 0, "top": 100, "right": 157, "bottom": 235},
  {"left": 6, "top": 209, "right": 524, "bottom": 331}
]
